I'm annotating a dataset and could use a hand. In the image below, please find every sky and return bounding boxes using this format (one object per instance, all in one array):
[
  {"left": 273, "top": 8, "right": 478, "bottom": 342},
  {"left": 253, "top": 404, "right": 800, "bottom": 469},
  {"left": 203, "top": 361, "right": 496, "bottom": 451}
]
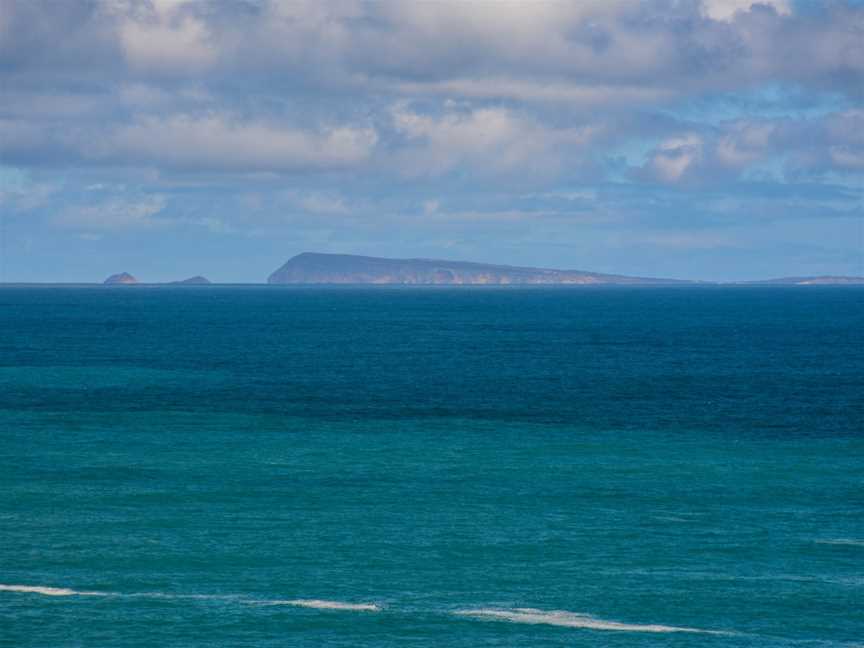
[{"left": 0, "top": 0, "right": 862, "bottom": 283}]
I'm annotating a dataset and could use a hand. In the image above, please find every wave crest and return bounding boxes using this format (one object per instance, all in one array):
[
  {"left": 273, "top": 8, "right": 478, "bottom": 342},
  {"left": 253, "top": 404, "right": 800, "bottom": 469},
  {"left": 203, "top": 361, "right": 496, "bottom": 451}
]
[
  {"left": 455, "top": 607, "right": 719, "bottom": 634},
  {"left": 0, "top": 584, "right": 108, "bottom": 597},
  {"left": 266, "top": 599, "right": 381, "bottom": 612}
]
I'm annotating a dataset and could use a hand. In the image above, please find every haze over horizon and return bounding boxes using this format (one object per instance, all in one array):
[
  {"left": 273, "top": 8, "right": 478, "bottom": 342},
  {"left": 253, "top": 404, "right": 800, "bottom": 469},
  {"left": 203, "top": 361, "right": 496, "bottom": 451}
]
[{"left": 1, "top": 0, "right": 862, "bottom": 283}]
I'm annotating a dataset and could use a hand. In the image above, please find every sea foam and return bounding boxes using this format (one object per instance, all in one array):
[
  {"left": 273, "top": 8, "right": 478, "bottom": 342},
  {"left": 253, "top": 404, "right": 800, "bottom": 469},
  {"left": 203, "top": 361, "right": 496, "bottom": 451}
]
[
  {"left": 0, "top": 584, "right": 380, "bottom": 611},
  {"left": 816, "top": 538, "right": 864, "bottom": 547},
  {"left": 455, "top": 607, "right": 718, "bottom": 633},
  {"left": 265, "top": 599, "right": 381, "bottom": 612},
  {"left": 0, "top": 584, "right": 108, "bottom": 597}
]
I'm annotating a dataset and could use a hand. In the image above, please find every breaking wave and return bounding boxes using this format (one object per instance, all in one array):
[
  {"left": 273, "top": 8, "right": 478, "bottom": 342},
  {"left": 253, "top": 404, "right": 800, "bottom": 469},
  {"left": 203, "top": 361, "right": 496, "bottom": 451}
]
[
  {"left": 454, "top": 607, "right": 722, "bottom": 634},
  {"left": 263, "top": 599, "right": 381, "bottom": 612},
  {"left": 0, "top": 584, "right": 109, "bottom": 597}
]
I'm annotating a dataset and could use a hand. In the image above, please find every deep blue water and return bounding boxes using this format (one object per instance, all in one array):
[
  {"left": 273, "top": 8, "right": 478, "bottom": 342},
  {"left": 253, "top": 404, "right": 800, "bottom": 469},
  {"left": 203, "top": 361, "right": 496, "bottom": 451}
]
[{"left": 1, "top": 286, "right": 862, "bottom": 647}]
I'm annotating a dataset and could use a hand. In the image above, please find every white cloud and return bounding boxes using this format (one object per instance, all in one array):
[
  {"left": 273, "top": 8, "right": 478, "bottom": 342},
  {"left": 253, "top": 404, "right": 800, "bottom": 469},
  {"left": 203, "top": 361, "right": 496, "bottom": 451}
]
[
  {"left": 97, "top": 114, "right": 378, "bottom": 172},
  {"left": 644, "top": 134, "right": 705, "bottom": 183},
  {"left": 716, "top": 121, "right": 775, "bottom": 168},
  {"left": 701, "top": 0, "right": 791, "bottom": 22},
  {"left": 296, "top": 193, "right": 350, "bottom": 215},
  {"left": 108, "top": 0, "right": 217, "bottom": 73},
  {"left": 391, "top": 79, "right": 671, "bottom": 107},
  {"left": 390, "top": 104, "right": 603, "bottom": 177},
  {"left": 0, "top": 184, "right": 59, "bottom": 212},
  {"left": 829, "top": 146, "right": 864, "bottom": 170}
]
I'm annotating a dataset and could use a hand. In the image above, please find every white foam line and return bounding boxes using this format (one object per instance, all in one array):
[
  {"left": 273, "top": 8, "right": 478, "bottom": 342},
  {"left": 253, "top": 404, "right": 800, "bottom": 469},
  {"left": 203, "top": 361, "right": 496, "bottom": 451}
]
[
  {"left": 816, "top": 538, "right": 864, "bottom": 547},
  {"left": 1, "top": 585, "right": 729, "bottom": 633},
  {"left": 263, "top": 599, "right": 381, "bottom": 612},
  {"left": 455, "top": 608, "right": 723, "bottom": 634},
  {"left": 0, "top": 585, "right": 380, "bottom": 612},
  {"left": 0, "top": 584, "right": 240, "bottom": 602},
  {"left": 0, "top": 584, "right": 109, "bottom": 597},
  {"left": 126, "top": 592, "right": 240, "bottom": 601}
]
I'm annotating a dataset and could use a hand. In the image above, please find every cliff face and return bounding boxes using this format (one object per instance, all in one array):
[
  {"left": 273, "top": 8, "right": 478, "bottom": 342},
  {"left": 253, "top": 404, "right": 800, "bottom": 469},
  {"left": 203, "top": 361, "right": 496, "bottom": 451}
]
[
  {"left": 104, "top": 272, "right": 138, "bottom": 285},
  {"left": 267, "top": 253, "right": 687, "bottom": 285}
]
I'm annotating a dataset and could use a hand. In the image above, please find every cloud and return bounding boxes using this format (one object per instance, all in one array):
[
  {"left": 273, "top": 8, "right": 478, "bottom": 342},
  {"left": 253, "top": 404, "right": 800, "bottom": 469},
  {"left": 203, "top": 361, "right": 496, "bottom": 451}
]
[
  {"left": 641, "top": 134, "right": 706, "bottom": 184},
  {"left": 0, "top": 168, "right": 58, "bottom": 213},
  {"left": 635, "top": 109, "right": 864, "bottom": 184},
  {"left": 715, "top": 120, "right": 775, "bottom": 167},
  {"left": 53, "top": 195, "right": 167, "bottom": 230},
  {"left": 390, "top": 79, "right": 672, "bottom": 107},
  {"left": 296, "top": 193, "right": 350, "bottom": 215},
  {"left": 0, "top": 1, "right": 860, "bottom": 183},
  {"left": 4, "top": 1, "right": 862, "bottom": 97},
  {"left": 823, "top": 110, "right": 864, "bottom": 171},
  {"left": 701, "top": 0, "right": 791, "bottom": 22},
  {"left": 389, "top": 103, "right": 604, "bottom": 178},
  {"left": 113, "top": 0, "right": 217, "bottom": 74},
  {"left": 0, "top": 112, "right": 378, "bottom": 174},
  {"left": 101, "top": 114, "right": 378, "bottom": 172}
]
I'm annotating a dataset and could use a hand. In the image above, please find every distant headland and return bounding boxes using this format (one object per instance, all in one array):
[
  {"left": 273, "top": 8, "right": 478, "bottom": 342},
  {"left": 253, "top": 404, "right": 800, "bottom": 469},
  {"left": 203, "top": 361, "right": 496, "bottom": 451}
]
[
  {"left": 268, "top": 253, "right": 690, "bottom": 285},
  {"left": 84, "top": 253, "right": 864, "bottom": 286}
]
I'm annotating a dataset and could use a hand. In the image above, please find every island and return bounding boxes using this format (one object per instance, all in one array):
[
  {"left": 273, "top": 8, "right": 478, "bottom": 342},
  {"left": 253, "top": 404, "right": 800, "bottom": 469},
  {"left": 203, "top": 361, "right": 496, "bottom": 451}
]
[
  {"left": 170, "top": 276, "right": 211, "bottom": 285},
  {"left": 103, "top": 272, "right": 138, "bottom": 285},
  {"left": 267, "top": 252, "right": 692, "bottom": 285}
]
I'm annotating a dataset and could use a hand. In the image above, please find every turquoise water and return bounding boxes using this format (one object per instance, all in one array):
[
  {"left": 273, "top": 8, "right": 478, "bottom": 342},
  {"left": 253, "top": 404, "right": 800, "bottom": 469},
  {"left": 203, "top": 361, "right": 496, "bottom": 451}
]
[{"left": 1, "top": 286, "right": 862, "bottom": 647}]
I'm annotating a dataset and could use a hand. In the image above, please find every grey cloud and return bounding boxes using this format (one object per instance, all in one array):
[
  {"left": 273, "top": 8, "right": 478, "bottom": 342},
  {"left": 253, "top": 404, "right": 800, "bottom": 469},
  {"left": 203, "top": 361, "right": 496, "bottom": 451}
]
[
  {"left": 3, "top": 1, "right": 862, "bottom": 93},
  {"left": 1, "top": 0, "right": 862, "bottom": 183}
]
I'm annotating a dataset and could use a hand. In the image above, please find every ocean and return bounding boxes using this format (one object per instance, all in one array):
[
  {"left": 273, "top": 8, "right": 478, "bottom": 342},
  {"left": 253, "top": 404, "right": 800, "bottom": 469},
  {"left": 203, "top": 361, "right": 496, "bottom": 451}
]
[{"left": 1, "top": 286, "right": 862, "bottom": 647}]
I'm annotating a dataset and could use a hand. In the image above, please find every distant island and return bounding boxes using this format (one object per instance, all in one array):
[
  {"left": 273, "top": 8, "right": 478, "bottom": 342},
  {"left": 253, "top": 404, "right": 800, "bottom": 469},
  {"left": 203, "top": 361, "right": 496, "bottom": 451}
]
[
  {"left": 103, "top": 272, "right": 138, "bottom": 285},
  {"left": 102, "top": 274, "right": 211, "bottom": 285},
  {"left": 170, "top": 276, "right": 211, "bottom": 285},
  {"left": 267, "top": 253, "right": 692, "bottom": 285}
]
